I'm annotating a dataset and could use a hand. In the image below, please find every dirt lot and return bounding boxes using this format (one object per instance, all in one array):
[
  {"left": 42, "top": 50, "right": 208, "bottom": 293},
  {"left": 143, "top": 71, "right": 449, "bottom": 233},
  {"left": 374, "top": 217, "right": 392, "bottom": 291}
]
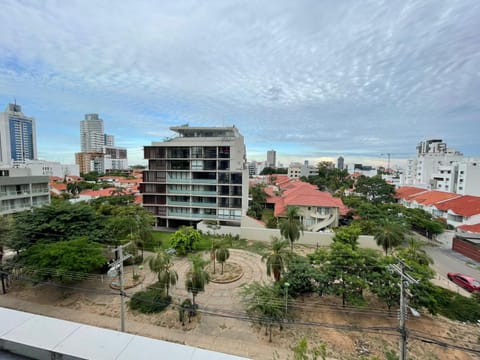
[{"left": 1, "top": 248, "right": 479, "bottom": 360}]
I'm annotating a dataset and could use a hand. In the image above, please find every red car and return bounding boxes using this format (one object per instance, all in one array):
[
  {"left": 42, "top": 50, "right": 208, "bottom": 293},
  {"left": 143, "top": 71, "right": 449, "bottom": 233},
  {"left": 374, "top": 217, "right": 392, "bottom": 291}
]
[{"left": 447, "top": 272, "right": 480, "bottom": 292}]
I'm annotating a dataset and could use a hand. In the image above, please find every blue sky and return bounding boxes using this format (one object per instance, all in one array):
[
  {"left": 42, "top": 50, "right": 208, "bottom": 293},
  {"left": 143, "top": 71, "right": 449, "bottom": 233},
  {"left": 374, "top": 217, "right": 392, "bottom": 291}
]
[{"left": 0, "top": 0, "right": 479, "bottom": 168}]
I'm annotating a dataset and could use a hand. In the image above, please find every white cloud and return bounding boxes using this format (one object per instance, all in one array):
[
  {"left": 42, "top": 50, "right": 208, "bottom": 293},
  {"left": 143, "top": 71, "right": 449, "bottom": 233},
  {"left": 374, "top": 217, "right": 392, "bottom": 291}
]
[{"left": 0, "top": 0, "right": 479, "bottom": 166}]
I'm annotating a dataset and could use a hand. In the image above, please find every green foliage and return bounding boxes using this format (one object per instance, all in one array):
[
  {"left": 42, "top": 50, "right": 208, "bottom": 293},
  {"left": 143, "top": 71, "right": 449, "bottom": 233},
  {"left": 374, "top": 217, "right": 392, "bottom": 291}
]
[
  {"left": 170, "top": 226, "right": 203, "bottom": 255},
  {"left": 80, "top": 171, "right": 101, "bottom": 181},
  {"left": 185, "top": 255, "right": 210, "bottom": 304},
  {"left": 105, "top": 204, "right": 154, "bottom": 248},
  {"left": 280, "top": 206, "right": 303, "bottom": 252},
  {"left": 148, "top": 250, "right": 178, "bottom": 296},
  {"left": 0, "top": 215, "right": 15, "bottom": 263},
  {"left": 306, "top": 164, "right": 353, "bottom": 193},
  {"left": 290, "top": 337, "right": 327, "bottom": 360},
  {"left": 240, "top": 281, "right": 285, "bottom": 342},
  {"left": 472, "top": 291, "right": 480, "bottom": 304},
  {"left": 247, "top": 183, "right": 267, "bottom": 219},
  {"left": 355, "top": 175, "right": 396, "bottom": 204},
  {"left": 260, "top": 167, "right": 288, "bottom": 175},
  {"left": 332, "top": 224, "right": 361, "bottom": 249},
  {"left": 283, "top": 255, "right": 316, "bottom": 296},
  {"left": 374, "top": 221, "right": 406, "bottom": 255},
  {"left": 434, "top": 286, "right": 480, "bottom": 322},
  {"left": 20, "top": 238, "right": 106, "bottom": 283},
  {"left": 215, "top": 247, "right": 230, "bottom": 274},
  {"left": 262, "top": 237, "right": 290, "bottom": 282},
  {"left": 13, "top": 202, "right": 107, "bottom": 250},
  {"left": 178, "top": 298, "right": 197, "bottom": 325},
  {"left": 262, "top": 209, "right": 278, "bottom": 228},
  {"left": 129, "top": 284, "right": 172, "bottom": 313}
]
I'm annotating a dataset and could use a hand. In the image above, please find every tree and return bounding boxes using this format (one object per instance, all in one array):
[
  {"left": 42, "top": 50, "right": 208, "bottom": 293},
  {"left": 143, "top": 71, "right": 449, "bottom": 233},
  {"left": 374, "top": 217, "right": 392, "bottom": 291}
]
[
  {"left": 241, "top": 282, "right": 285, "bottom": 342},
  {"left": 374, "top": 221, "right": 406, "bottom": 255},
  {"left": 0, "top": 215, "right": 14, "bottom": 264},
  {"left": 332, "top": 224, "right": 361, "bottom": 250},
  {"left": 20, "top": 238, "right": 106, "bottom": 283},
  {"left": 12, "top": 201, "right": 106, "bottom": 251},
  {"left": 326, "top": 242, "right": 368, "bottom": 307},
  {"left": 397, "top": 237, "right": 433, "bottom": 267},
  {"left": 262, "top": 237, "right": 290, "bottom": 282},
  {"left": 282, "top": 255, "right": 316, "bottom": 296},
  {"left": 215, "top": 247, "right": 230, "bottom": 275},
  {"left": 170, "top": 226, "right": 203, "bottom": 255},
  {"left": 148, "top": 251, "right": 178, "bottom": 296},
  {"left": 247, "top": 184, "right": 267, "bottom": 219},
  {"left": 185, "top": 255, "right": 210, "bottom": 305},
  {"left": 355, "top": 175, "right": 395, "bottom": 204},
  {"left": 106, "top": 204, "right": 154, "bottom": 256},
  {"left": 280, "top": 206, "right": 303, "bottom": 253}
]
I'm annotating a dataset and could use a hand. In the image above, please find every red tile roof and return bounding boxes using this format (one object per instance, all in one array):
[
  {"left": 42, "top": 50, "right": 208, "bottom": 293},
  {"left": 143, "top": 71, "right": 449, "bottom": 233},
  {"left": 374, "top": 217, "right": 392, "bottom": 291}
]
[
  {"left": 395, "top": 186, "right": 428, "bottom": 199},
  {"left": 435, "top": 195, "right": 480, "bottom": 217},
  {"left": 457, "top": 223, "right": 480, "bottom": 234},
  {"left": 50, "top": 183, "right": 67, "bottom": 191},
  {"left": 265, "top": 180, "right": 347, "bottom": 217},
  {"left": 80, "top": 188, "right": 118, "bottom": 197},
  {"left": 408, "top": 190, "right": 460, "bottom": 206}
]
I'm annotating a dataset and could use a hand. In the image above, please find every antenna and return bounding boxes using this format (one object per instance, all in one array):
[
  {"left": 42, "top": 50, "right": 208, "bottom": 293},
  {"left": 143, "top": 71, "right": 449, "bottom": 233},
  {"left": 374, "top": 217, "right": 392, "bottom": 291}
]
[{"left": 381, "top": 153, "right": 391, "bottom": 170}]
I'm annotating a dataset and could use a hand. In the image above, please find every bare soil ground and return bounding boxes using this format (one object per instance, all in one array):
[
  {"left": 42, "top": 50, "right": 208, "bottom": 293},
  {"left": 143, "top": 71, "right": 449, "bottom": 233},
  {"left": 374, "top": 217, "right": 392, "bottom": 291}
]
[{"left": 1, "top": 247, "right": 479, "bottom": 360}]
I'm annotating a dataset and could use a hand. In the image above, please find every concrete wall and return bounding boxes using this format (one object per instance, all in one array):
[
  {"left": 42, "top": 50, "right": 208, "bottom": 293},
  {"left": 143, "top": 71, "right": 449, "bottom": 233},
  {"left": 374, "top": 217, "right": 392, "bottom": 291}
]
[{"left": 198, "top": 220, "right": 379, "bottom": 250}]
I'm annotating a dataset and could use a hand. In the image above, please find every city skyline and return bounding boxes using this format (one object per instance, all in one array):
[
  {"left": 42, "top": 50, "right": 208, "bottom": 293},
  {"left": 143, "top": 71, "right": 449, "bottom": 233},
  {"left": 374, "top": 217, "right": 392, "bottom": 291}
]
[{"left": 0, "top": 1, "right": 479, "bottom": 167}]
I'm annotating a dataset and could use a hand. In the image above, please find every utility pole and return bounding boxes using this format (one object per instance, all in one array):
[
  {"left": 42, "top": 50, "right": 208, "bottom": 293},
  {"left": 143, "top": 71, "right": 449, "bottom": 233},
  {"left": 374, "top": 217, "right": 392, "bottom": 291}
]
[
  {"left": 388, "top": 260, "right": 419, "bottom": 360},
  {"left": 108, "top": 242, "right": 132, "bottom": 332}
]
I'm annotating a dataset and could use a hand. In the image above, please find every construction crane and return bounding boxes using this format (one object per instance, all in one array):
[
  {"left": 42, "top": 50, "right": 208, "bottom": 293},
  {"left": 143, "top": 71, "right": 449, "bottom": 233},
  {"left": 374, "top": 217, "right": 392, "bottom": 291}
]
[{"left": 380, "top": 153, "right": 391, "bottom": 171}]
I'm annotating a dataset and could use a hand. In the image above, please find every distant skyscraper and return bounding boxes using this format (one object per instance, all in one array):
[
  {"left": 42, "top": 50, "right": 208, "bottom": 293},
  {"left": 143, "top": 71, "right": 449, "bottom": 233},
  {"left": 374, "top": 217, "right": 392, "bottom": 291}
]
[
  {"left": 77, "top": 113, "right": 126, "bottom": 174},
  {"left": 80, "top": 113, "right": 107, "bottom": 152},
  {"left": 337, "top": 156, "right": 344, "bottom": 170},
  {"left": 0, "top": 103, "right": 37, "bottom": 164},
  {"left": 267, "top": 150, "right": 276, "bottom": 168}
]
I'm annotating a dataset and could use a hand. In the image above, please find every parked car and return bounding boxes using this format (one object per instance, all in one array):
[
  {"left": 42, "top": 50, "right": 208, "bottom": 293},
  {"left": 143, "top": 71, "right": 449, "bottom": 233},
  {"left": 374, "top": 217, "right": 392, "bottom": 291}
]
[{"left": 447, "top": 272, "right": 480, "bottom": 292}]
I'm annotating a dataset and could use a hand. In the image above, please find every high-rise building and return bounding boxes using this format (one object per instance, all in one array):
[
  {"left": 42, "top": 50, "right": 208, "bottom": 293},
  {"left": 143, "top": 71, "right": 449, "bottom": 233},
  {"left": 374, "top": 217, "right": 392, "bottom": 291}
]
[
  {"left": 266, "top": 150, "right": 276, "bottom": 168},
  {"left": 0, "top": 103, "right": 37, "bottom": 164},
  {"left": 404, "top": 139, "right": 480, "bottom": 196},
  {"left": 141, "top": 125, "right": 248, "bottom": 228},
  {"left": 77, "top": 113, "right": 126, "bottom": 173},
  {"left": 80, "top": 114, "right": 107, "bottom": 152},
  {"left": 337, "top": 156, "right": 344, "bottom": 170}
]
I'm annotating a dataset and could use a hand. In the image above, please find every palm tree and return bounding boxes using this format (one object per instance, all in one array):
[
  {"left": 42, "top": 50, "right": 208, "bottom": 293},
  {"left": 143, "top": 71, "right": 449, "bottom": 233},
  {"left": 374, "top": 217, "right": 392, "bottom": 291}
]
[
  {"left": 400, "top": 237, "right": 434, "bottom": 266},
  {"left": 262, "top": 237, "right": 289, "bottom": 282},
  {"left": 280, "top": 206, "right": 303, "bottom": 253},
  {"left": 185, "top": 255, "right": 210, "bottom": 305},
  {"left": 374, "top": 222, "right": 406, "bottom": 255},
  {"left": 148, "top": 251, "right": 178, "bottom": 296},
  {"left": 216, "top": 247, "right": 230, "bottom": 275}
]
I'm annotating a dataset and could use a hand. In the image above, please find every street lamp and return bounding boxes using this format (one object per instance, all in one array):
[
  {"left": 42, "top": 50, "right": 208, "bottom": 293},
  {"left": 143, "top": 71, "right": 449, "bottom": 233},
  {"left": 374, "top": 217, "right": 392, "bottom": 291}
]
[{"left": 284, "top": 282, "right": 290, "bottom": 316}]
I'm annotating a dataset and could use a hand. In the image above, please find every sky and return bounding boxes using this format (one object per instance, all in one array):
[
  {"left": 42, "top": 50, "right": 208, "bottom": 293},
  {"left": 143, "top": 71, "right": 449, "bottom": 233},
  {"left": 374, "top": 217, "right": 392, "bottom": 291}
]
[{"left": 0, "top": 0, "right": 479, "bottom": 169}]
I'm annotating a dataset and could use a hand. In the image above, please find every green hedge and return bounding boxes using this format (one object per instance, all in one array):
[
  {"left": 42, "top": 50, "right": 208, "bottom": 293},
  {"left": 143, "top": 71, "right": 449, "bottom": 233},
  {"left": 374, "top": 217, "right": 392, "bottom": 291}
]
[
  {"left": 129, "top": 287, "right": 171, "bottom": 313},
  {"left": 434, "top": 286, "right": 480, "bottom": 322}
]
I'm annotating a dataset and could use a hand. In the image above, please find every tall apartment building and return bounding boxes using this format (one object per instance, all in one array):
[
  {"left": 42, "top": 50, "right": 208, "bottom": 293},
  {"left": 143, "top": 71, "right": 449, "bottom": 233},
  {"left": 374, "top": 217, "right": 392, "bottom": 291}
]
[
  {"left": 337, "top": 156, "right": 344, "bottom": 170},
  {"left": 0, "top": 167, "right": 50, "bottom": 215},
  {"left": 266, "top": 150, "right": 276, "bottom": 168},
  {"left": 76, "top": 113, "right": 127, "bottom": 173},
  {"left": 140, "top": 126, "right": 248, "bottom": 228},
  {"left": 405, "top": 139, "right": 480, "bottom": 196},
  {"left": 0, "top": 103, "right": 37, "bottom": 164}
]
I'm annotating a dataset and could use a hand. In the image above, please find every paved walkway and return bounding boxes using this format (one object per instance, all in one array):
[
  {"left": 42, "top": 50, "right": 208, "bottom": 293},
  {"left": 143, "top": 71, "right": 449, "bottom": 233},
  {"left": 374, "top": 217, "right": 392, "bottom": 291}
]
[{"left": 0, "top": 249, "right": 288, "bottom": 360}]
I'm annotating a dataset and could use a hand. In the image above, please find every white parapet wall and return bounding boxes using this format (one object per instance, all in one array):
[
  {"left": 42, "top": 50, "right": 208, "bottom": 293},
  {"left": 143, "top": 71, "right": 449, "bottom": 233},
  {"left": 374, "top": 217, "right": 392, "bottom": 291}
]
[{"left": 197, "top": 218, "right": 379, "bottom": 250}]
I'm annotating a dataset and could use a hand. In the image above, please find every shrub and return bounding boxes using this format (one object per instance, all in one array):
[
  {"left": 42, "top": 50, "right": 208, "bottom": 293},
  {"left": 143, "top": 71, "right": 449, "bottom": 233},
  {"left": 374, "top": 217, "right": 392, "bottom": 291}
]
[
  {"left": 435, "top": 286, "right": 480, "bottom": 322},
  {"left": 129, "top": 286, "right": 171, "bottom": 313}
]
